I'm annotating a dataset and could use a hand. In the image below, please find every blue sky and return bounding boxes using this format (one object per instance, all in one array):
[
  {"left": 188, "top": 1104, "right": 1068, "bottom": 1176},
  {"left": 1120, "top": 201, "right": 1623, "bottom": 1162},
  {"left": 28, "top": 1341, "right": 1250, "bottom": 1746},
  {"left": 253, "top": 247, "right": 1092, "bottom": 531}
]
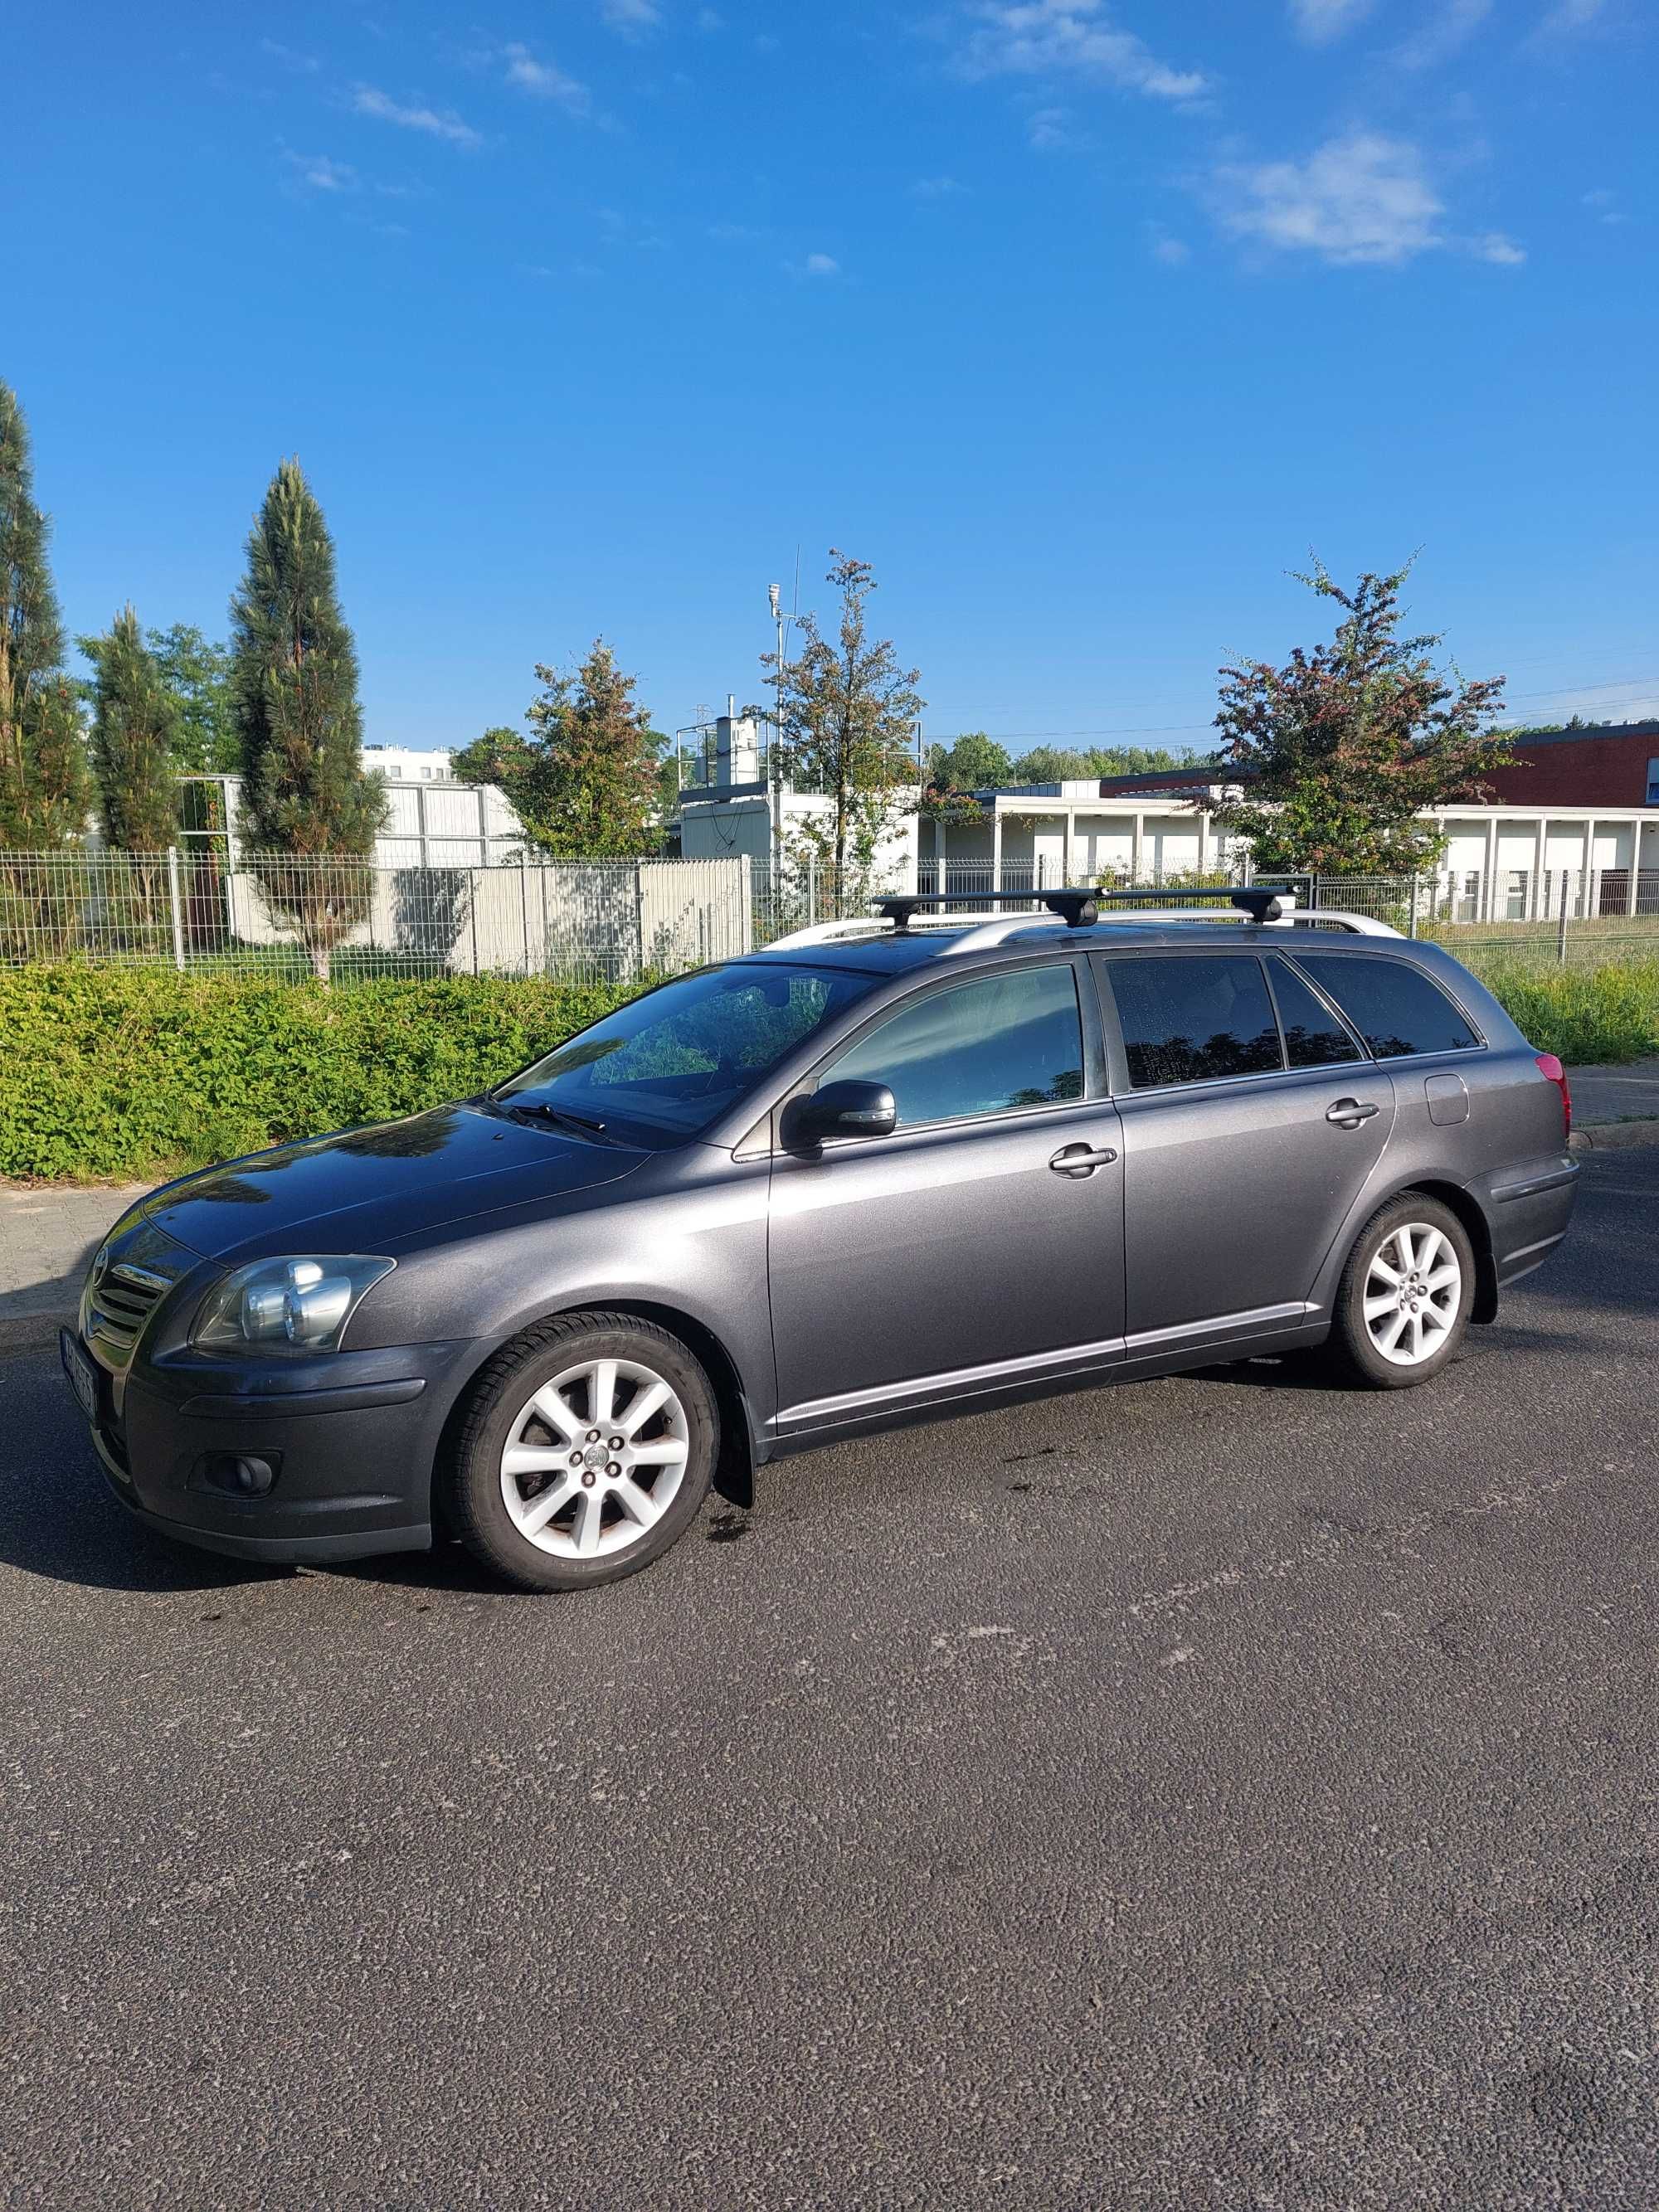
[{"left": 6, "top": 0, "right": 1655, "bottom": 756}]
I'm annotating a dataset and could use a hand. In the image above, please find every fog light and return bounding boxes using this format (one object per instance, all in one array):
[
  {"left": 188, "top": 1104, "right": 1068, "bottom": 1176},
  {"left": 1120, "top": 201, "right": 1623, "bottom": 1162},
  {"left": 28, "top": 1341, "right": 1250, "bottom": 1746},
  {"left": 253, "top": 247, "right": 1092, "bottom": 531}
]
[{"left": 192, "top": 1451, "right": 278, "bottom": 1498}]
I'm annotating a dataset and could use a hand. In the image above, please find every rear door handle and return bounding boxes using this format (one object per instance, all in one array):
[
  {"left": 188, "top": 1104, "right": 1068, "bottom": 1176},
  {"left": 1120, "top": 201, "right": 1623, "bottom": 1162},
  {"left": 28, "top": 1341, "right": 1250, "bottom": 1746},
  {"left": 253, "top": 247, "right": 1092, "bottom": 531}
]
[
  {"left": 1326, "top": 1098, "right": 1379, "bottom": 1128},
  {"left": 1049, "top": 1143, "right": 1118, "bottom": 1177}
]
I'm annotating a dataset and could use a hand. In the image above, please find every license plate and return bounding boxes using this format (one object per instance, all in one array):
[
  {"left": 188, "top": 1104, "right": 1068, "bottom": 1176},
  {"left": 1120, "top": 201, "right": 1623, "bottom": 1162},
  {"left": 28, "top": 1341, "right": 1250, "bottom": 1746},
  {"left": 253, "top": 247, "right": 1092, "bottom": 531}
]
[{"left": 60, "top": 1329, "right": 100, "bottom": 1424}]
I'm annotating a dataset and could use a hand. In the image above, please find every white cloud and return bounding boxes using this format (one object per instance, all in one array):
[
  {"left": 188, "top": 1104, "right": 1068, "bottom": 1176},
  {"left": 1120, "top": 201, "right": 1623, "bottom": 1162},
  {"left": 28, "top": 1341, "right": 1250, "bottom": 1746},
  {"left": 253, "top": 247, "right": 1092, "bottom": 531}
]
[
  {"left": 804, "top": 252, "right": 840, "bottom": 276},
  {"left": 261, "top": 38, "right": 319, "bottom": 73},
  {"left": 1287, "top": 0, "right": 1373, "bottom": 44},
  {"left": 912, "top": 174, "right": 969, "bottom": 197},
  {"left": 604, "top": 0, "right": 662, "bottom": 33},
  {"left": 1150, "top": 228, "right": 1190, "bottom": 265},
  {"left": 1394, "top": 0, "right": 1492, "bottom": 69},
  {"left": 1027, "top": 105, "right": 1081, "bottom": 150},
  {"left": 1211, "top": 130, "right": 1527, "bottom": 269},
  {"left": 500, "top": 43, "right": 591, "bottom": 115},
  {"left": 1215, "top": 133, "right": 1443, "bottom": 263},
  {"left": 353, "top": 86, "right": 483, "bottom": 149},
  {"left": 283, "top": 149, "right": 357, "bottom": 192},
  {"left": 1582, "top": 187, "right": 1626, "bottom": 226},
  {"left": 1536, "top": 0, "right": 1604, "bottom": 31},
  {"left": 957, "top": 2, "right": 1210, "bottom": 104}
]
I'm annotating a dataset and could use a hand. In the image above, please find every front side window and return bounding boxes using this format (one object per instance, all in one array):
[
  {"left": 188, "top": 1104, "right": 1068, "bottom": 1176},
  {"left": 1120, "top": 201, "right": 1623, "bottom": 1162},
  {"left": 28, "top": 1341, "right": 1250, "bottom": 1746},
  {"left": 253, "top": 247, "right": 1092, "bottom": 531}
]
[
  {"left": 1292, "top": 954, "right": 1479, "bottom": 1060},
  {"left": 496, "top": 962, "right": 875, "bottom": 1142},
  {"left": 1106, "top": 955, "right": 1282, "bottom": 1089},
  {"left": 1266, "top": 956, "right": 1362, "bottom": 1069},
  {"left": 825, "top": 964, "right": 1084, "bottom": 1129}
]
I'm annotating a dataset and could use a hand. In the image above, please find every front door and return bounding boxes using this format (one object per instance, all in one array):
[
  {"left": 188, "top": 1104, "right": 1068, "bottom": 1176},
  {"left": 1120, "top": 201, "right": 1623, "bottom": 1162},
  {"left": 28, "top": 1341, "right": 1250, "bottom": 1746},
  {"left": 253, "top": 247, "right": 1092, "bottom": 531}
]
[
  {"left": 767, "top": 959, "right": 1126, "bottom": 1434},
  {"left": 1096, "top": 950, "right": 1396, "bottom": 1344}
]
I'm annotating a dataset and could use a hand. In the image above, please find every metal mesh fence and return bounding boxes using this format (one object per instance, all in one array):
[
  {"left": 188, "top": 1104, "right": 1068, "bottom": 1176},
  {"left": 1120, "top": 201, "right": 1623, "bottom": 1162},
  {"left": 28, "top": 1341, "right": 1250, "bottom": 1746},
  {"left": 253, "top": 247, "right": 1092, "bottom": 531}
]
[
  {"left": 2, "top": 848, "right": 1656, "bottom": 985},
  {"left": 0, "top": 851, "right": 755, "bottom": 983}
]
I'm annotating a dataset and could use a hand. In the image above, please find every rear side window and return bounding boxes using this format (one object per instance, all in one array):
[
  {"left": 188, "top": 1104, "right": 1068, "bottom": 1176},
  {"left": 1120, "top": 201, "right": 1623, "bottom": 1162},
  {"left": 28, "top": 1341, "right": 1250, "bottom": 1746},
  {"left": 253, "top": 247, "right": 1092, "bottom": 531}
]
[
  {"left": 1106, "top": 955, "right": 1281, "bottom": 1089},
  {"left": 827, "top": 963, "right": 1084, "bottom": 1127},
  {"left": 1293, "top": 954, "right": 1480, "bottom": 1059},
  {"left": 1266, "top": 956, "right": 1362, "bottom": 1068}
]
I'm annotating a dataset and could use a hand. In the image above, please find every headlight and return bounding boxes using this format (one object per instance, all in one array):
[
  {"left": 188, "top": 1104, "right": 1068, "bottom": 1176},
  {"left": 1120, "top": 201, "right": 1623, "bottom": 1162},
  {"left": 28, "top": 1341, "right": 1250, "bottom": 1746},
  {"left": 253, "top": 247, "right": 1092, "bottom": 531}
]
[{"left": 191, "top": 1257, "right": 395, "bottom": 1353}]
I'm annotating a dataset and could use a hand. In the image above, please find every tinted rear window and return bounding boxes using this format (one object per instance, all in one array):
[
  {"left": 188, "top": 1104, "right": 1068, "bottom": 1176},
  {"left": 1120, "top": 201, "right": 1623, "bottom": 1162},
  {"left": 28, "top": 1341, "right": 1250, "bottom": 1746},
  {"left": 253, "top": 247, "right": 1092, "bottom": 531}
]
[
  {"left": 1105, "top": 955, "right": 1281, "bottom": 1089},
  {"left": 1293, "top": 954, "right": 1479, "bottom": 1059},
  {"left": 1266, "top": 956, "right": 1362, "bottom": 1069}
]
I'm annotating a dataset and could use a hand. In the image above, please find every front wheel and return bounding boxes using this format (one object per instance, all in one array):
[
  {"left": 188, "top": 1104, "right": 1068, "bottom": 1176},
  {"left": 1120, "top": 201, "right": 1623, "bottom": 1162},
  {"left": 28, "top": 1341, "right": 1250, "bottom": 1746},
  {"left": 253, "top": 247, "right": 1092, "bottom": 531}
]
[
  {"left": 448, "top": 1313, "right": 719, "bottom": 1591},
  {"left": 1326, "top": 1196, "right": 1474, "bottom": 1389}
]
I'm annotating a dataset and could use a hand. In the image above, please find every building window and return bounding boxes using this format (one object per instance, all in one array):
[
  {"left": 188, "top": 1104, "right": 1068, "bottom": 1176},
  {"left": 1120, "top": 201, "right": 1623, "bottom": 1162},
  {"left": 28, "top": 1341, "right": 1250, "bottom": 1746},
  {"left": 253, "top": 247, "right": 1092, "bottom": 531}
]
[{"left": 1647, "top": 757, "right": 1659, "bottom": 805}]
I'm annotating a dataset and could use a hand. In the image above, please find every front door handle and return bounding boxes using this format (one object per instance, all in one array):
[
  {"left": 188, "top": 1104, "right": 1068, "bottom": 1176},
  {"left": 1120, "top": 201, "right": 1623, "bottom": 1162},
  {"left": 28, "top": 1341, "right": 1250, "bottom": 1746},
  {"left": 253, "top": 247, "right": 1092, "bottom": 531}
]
[
  {"left": 1326, "top": 1098, "right": 1379, "bottom": 1129},
  {"left": 1049, "top": 1143, "right": 1118, "bottom": 1177}
]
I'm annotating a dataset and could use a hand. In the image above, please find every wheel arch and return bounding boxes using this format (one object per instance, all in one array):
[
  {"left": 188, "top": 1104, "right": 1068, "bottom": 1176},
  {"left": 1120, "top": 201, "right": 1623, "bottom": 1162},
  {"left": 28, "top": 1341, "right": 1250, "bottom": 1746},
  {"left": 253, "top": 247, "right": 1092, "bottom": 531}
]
[
  {"left": 1378, "top": 1179, "right": 1499, "bottom": 1325},
  {"left": 431, "top": 1297, "right": 760, "bottom": 1531}
]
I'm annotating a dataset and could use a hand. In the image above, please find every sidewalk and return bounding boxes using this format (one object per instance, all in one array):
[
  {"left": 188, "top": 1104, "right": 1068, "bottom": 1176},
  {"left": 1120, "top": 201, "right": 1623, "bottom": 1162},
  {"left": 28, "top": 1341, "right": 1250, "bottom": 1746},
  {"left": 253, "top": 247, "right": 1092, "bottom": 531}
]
[
  {"left": 4, "top": 1062, "right": 1657, "bottom": 1353},
  {"left": 1, "top": 1182, "right": 149, "bottom": 1349}
]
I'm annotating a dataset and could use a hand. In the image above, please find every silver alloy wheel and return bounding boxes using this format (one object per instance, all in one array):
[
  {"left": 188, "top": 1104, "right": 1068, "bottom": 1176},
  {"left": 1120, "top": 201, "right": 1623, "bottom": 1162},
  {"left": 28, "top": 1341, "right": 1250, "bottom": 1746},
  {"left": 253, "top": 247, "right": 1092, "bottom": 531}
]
[
  {"left": 1362, "top": 1222, "right": 1462, "bottom": 1369},
  {"left": 499, "top": 1355, "right": 691, "bottom": 1559}
]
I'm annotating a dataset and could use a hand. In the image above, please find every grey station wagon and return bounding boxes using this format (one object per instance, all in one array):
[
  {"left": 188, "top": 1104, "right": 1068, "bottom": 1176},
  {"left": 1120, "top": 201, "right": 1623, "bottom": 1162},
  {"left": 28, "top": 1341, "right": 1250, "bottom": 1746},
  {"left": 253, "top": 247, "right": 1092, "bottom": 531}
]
[{"left": 63, "top": 888, "right": 1579, "bottom": 1591}]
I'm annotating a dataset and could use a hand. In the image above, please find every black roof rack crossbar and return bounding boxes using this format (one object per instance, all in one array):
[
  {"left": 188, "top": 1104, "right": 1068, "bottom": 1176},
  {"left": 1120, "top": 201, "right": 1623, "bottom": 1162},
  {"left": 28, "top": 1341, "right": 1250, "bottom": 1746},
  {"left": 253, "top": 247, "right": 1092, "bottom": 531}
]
[
  {"left": 874, "top": 887, "right": 1102, "bottom": 930},
  {"left": 1088, "top": 884, "right": 1293, "bottom": 924}
]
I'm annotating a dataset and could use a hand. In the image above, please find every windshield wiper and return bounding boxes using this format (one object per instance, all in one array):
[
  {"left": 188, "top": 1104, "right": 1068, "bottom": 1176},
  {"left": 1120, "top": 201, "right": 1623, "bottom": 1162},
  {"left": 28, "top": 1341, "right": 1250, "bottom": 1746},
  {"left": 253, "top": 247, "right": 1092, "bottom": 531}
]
[{"left": 499, "top": 1099, "right": 617, "bottom": 1141}]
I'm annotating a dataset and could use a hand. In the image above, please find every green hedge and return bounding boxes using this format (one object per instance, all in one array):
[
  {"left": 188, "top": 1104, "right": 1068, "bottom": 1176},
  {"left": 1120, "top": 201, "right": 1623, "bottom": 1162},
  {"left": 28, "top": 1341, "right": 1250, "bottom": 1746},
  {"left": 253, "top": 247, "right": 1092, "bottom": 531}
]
[
  {"left": 2, "top": 955, "right": 1656, "bottom": 1186},
  {"left": 0, "top": 966, "right": 637, "bottom": 1183}
]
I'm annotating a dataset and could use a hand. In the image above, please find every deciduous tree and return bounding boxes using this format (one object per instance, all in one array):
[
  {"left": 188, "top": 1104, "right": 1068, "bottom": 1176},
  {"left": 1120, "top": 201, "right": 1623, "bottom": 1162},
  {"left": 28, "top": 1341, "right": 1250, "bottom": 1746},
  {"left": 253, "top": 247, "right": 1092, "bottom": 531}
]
[
  {"left": 452, "top": 643, "right": 661, "bottom": 858},
  {"left": 760, "top": 552, "right": 922, "bottom": 885},
  {"left": 1207, "top": 563, "right": 1511, "bottom": 877},
  {"left": 148, "top": 623, "right": 238, "bottom": 773},
  {"left": 229, "top": 459, "right": 387, "bottom": 982}
]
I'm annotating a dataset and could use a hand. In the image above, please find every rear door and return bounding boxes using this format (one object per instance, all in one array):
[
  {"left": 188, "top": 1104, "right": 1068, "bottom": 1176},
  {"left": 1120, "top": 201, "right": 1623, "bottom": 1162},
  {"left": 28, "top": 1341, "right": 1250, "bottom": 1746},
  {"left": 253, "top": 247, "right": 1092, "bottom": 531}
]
[
  {"left": 766, "top": 957, "right": 1126, "bottom": 1432},
  {"left": 1094, "top": 950, "right": 1396, "bottom": 1346}
]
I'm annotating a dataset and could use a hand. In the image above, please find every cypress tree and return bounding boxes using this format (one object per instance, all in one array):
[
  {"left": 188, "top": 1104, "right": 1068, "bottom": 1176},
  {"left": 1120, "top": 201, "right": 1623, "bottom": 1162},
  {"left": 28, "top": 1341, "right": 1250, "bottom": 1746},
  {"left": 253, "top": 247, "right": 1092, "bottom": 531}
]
[
  {"left": 81, "top": 605, "right": 181, "bottom": 928},
  {"left": 229, "top": 459, "right": 386, "bottom": 981},
  {"left": 0, "top": 381, "right": 92, "bottom": 850}
]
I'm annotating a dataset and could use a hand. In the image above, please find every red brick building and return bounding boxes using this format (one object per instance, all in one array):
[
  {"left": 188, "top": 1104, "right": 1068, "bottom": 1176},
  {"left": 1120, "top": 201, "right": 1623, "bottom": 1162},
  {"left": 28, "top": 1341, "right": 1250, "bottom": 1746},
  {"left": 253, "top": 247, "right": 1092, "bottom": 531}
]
[{"left": 1097, "top": 722, "right": 1659, "bottom": 808}]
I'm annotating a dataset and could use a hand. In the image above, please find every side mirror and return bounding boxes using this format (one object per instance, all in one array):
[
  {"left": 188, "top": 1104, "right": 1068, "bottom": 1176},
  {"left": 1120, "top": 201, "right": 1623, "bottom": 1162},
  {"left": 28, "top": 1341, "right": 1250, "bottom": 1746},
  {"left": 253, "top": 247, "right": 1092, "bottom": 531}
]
[{"left": 780, "top": 1078, "right": 898, "bottom": 1151}]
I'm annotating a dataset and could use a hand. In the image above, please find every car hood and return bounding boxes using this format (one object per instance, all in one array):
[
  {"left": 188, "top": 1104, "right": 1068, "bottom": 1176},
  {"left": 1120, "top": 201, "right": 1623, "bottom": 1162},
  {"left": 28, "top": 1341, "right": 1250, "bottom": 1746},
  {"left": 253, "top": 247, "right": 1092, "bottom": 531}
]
[{"left": 139, "top": 1103, "right": 649, "bottom": 1263}]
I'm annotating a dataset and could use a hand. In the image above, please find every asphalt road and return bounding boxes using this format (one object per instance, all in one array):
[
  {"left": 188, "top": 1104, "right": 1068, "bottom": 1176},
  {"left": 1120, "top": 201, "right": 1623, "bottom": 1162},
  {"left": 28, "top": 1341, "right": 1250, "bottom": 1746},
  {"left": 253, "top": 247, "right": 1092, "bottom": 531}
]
[{"left": 2, "top": 1153, "right": 1657, "bottom": 2210}]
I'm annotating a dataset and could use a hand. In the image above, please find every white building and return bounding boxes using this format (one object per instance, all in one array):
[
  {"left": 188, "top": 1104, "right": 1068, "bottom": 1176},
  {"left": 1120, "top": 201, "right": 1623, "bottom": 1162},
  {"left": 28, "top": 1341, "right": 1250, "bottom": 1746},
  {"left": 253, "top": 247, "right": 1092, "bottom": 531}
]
[
  {"left": 362, "top": 744, "right": 458, "bottom": 781},
  {"left": 182, "top": 761, "right": 526, "bottom": 869},
  {"left": 918, "top": 778, "right": 1658, "bottom": 916},
  {"left": 677, "top": 714, "right": 918, "bottom": 886}
]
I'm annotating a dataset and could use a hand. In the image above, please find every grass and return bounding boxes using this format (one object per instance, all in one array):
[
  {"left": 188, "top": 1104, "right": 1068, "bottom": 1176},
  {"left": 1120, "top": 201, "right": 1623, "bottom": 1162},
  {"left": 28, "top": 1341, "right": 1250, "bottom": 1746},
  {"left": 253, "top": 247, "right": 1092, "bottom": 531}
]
[{"left": 1481, "top": 958, "right": 1659, "bottom": 1067}]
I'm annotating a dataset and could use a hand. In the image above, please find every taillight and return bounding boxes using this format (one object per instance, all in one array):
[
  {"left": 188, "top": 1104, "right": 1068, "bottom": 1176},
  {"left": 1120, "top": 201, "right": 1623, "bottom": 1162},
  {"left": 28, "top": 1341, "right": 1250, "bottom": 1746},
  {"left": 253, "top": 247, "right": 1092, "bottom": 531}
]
[{"left": 1535, "top": 1053, "right": 1571, "bottom": 1139}]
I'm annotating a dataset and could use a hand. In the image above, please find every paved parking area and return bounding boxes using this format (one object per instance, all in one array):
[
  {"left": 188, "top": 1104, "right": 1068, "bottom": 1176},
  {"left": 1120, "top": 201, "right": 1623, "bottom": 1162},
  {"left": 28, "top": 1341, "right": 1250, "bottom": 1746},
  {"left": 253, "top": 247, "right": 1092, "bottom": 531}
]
[{"left": 1, "top": 1150, "right": 1657, "bottom": 2208}]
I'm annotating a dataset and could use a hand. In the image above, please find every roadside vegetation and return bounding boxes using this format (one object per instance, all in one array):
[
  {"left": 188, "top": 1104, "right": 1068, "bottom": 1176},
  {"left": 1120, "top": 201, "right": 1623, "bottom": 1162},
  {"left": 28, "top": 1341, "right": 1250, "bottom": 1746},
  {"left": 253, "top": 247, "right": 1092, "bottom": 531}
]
[
  {"left": 0, "top": 966, "right": 635, "bottom": 1183},
  {"left": 2, "top": 953, "right": 1655, "bottom": 1185}
]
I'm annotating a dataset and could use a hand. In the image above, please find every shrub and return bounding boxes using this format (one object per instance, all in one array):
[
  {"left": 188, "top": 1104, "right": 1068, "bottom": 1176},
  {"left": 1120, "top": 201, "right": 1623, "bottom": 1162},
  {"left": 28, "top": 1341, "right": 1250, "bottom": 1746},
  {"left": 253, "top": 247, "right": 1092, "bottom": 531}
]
[{"left": 0, "top": 965, "right": 638, "bottom": 1183}]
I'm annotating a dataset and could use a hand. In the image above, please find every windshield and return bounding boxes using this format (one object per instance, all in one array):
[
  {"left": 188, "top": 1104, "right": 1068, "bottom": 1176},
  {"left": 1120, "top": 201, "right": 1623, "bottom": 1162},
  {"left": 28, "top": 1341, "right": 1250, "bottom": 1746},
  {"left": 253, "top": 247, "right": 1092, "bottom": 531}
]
[{"left": 492, "top": 961, "right": 875, "bottom": 1145}]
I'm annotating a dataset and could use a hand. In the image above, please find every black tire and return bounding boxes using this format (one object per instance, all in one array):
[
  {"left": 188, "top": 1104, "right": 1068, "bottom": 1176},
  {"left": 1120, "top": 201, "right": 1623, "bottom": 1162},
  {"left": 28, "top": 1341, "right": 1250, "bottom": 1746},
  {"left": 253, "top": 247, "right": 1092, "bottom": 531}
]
[
  {"left": 447, "top": 1311, "right": 719, "bottom": 1592},
  {"left": 1325, "top": 1194, "right": 1476, "bottom": 1391}
]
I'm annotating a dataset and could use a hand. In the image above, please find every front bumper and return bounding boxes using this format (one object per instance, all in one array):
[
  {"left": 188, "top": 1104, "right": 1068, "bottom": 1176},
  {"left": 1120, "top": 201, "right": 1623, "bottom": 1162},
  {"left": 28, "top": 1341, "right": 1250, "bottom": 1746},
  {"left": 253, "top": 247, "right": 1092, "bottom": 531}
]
[{"left": 71, "top": 1333, "right": 480, "bottom": 1566}]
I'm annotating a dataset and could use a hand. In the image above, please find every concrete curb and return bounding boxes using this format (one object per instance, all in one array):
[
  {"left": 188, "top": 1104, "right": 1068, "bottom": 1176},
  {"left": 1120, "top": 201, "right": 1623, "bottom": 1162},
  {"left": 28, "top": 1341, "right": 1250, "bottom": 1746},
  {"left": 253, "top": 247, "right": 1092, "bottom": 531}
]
[{"left": 1569, "top": 1118, "right": 1659, "bottom": 1154}]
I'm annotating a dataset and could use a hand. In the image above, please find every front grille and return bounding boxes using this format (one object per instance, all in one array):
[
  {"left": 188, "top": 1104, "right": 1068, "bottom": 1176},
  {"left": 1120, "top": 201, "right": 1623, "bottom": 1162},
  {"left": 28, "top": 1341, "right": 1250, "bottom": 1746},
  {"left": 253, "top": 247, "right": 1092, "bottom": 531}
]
[{"left": 86, "top": 1263, "right": 171, "bottom": 1366}]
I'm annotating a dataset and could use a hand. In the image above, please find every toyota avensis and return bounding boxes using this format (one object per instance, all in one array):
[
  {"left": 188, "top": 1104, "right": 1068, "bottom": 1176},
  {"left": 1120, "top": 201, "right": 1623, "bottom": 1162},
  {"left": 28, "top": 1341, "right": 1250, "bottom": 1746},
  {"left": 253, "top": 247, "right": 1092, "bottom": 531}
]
[{"left": 62, "top": 888, "right": 1579, "bottom": 1592}]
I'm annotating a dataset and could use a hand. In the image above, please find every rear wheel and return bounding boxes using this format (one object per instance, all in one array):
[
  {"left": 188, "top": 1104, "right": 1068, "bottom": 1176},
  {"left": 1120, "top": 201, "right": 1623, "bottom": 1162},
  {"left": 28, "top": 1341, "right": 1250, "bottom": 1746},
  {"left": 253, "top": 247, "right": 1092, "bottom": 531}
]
[
  {"left": 450, "top": 1314, "right": 718, "bottom": 1590},
  {"left": 1326, "top": 1195, "right": 1474, "bottom": 1389}
]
